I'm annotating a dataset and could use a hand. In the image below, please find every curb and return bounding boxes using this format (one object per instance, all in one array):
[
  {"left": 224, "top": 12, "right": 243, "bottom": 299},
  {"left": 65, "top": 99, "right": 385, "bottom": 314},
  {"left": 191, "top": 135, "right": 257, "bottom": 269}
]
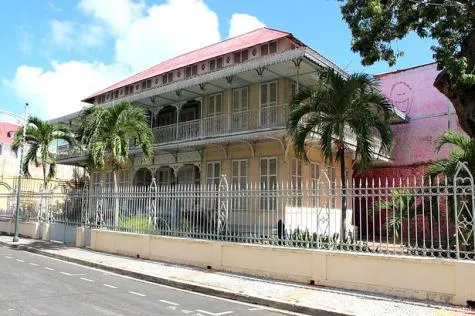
[{"left": 0, "top": 241, "right": 347, "bottom": 316}]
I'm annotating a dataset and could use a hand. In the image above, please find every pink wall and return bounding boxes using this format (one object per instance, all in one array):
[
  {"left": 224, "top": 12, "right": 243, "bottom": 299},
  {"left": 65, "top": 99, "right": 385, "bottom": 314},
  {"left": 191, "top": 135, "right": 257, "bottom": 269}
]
[{"left": 378, "top": 63, "right": 464, "bottom": 167}]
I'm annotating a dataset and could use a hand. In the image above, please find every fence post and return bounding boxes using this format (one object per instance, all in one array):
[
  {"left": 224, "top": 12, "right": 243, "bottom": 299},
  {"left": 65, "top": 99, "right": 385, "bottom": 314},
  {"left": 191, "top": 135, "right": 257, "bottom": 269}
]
[
  {"left": 218, "top": 174, "right": 229, "bottom": 240},
  {"left": 149, "top": 177, "right": 157, "bottom": 229},
  {"left": 453, "top": 162, "right": 475, "bottom": 260}
]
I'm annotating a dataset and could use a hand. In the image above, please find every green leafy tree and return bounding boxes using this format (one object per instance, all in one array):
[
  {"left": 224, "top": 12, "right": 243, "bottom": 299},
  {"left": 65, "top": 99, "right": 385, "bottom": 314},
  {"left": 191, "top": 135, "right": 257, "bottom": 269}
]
[
  {"left": 339, "top": 0, "right": 475, "bottom": 139},
  {"left": 11, "top": 117, "right": 76, "bottom": 189},
  {"left": 78, "top": 102, "right": 153, "bottom": 226},
  {"left": 427, "top": 131, "right": 475, "bottom": 180},
  {"left": 287, "top": 68, "right": 393, "bottom": 239}
]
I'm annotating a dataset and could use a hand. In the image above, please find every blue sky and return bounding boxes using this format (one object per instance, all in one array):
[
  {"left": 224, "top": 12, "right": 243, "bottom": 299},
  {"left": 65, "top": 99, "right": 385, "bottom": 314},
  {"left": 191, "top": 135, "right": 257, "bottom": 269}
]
[{"left": 0, "top": 0, "right": 435, "bottom": 122}]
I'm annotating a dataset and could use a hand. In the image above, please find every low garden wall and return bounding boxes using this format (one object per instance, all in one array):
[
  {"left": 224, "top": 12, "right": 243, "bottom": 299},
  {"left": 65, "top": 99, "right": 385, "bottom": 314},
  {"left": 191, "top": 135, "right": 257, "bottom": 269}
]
[
  {"left": 0, "top": 220, "right": 42, "bottom": 239},
  {"left": 90, "top": 229, "right": 475, "bottom": 306}
]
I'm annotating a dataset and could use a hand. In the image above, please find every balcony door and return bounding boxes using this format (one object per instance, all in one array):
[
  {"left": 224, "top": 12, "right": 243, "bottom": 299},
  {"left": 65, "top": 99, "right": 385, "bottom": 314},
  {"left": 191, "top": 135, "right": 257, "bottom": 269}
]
[
  {"left": 260, "top": 81, "right": 278, "bottom": 127},
  {"left": 232, "top": 87, "right": 248, "bottom": 131},
  {"left": 206, "top": 93, "right": 223, "bottom": 135}
]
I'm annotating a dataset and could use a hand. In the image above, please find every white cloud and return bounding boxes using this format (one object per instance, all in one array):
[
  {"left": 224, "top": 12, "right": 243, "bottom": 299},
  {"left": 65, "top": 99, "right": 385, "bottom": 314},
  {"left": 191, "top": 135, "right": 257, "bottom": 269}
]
[
  {"left": 50, "top": 20, "right": 75, "bottom": 47},
  {"left": 3, "top": 61, "right": 129, "bottom": 119},
  {"left": 115, "top": 0, "right": 220, "bottom": 71},
  {"left": 5, "top": 0, "right": 267, "bottom": 120},
  {"left": 228, "top": 13, "right": 266, "bottom": 38},
  {"left": 78, "top": 24, "right": 105, "bottom": 47},
  {"left": 50, "top": 20, "right": 105, "bottom": 48},
  {"left": 78, "top": 0, "right": 145, "bottom": 36}
]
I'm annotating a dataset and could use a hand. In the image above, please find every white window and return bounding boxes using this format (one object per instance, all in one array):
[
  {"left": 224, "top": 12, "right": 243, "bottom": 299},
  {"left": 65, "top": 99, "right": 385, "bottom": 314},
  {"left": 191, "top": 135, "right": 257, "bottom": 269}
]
[
  {"left": 206, "top": 161, "right": 221, "bottom": 186},
  {"left": 260, "top": 157, "right": 277, "bottom": 211},
  {"left": 231, "top": 87, "right": 248, "bottom": 130},
  {"left": 260, "top": 81, "right": 278, "bottom": 126},
  {"left": 208, "top": 94, "right": 222, "bottom": 116},
  {"left": 232, "top": 160, "right": 248, "bottom": 211},
  {"left": 232, "top": 87, "right": 248, "bottom": 112},
  {"left": 207, "top": 94, "right": 223, "bottom": 135},
  {"left": 119, "top": 169, "right": 129, "bottom": 187},
  {"left": 291, "top": 158, "right": 302, "bottom": 206}
]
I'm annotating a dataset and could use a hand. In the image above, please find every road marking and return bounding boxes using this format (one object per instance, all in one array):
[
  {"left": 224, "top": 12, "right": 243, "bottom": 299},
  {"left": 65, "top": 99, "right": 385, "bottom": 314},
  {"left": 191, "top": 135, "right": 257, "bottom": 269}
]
[
  {"left": 5, "top": 256, "right": 12, "bottom": 259},
  {"left": 128, "top": 291, "right": 146, "bottom": 297},
  {"left": 15, "top": 259, "right": 24, "bottom": 262},
  {"left": 44, "top": 267, "right": 54, "bottom": 271},
  {"left": 159, "top": 299, "right": 179, "bottom": 306},
  {"left": 60, "top": 272, "right": 73, "bottom": 276},
  {"left": 181, "top": 310, "right": 193, "bottom": 314},
  {"left": 80, "top": 277, "right": 94, "bottom": 282},
  {"left": 103, "top": 284, "right": 117, "bottom": 289},
  {"left": 196, "top": 310, "right": 233, "bottom": 316},
  {"left": 29, "top": 262, "right": 38, "bottom": 266},
  {"left": 248, "top": 307, "right": 264, "bottom": 311}
]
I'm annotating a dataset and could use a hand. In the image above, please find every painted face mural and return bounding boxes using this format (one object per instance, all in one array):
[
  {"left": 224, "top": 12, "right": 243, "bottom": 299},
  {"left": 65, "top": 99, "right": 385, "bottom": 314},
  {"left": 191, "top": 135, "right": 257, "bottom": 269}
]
[{"left": 389, "top": 82, "right": 414, "bottom": 114}]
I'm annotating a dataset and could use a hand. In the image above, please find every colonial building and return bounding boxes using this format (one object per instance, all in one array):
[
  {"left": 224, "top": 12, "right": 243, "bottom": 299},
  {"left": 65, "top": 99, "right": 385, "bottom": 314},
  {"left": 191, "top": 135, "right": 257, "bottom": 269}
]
[{"left": 54, "top": 28, "right": 401, "bottom": 193}]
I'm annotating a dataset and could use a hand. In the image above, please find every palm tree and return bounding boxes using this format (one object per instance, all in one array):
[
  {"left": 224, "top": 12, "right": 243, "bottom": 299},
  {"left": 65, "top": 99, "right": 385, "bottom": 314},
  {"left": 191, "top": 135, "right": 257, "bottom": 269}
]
[
  {"left": 11, "top": 117, "right": 76, "bottom": 190},
  {"left": 77, "top": 102, "right": 153, "bottom": 226},
  {"left": 427, "top": 131, "right": 475, "bottom": 180},
  {"left": 287, "top": 68, "right": 393, "bottom": 240}
]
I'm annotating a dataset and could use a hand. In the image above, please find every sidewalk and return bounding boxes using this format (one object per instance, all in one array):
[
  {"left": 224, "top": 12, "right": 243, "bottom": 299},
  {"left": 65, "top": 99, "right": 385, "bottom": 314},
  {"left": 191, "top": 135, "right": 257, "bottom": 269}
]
[{"left": 0, "top": 235, "right": 472, "bottom": 316}]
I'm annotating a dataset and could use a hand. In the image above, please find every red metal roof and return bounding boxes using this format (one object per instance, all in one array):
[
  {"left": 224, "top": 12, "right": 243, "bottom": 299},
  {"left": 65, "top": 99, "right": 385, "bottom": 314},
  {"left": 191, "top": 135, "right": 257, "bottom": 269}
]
[
  {"left": 83, "top": 27, "right": 295, "bottom": 102},
  {"left": 0, "top": 122, "right": 19, "bottom": 144}
]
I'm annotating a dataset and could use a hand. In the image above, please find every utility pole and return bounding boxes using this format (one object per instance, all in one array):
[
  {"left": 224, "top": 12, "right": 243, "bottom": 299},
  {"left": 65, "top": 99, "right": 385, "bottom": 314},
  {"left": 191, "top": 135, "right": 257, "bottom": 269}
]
[{"left": 12, "top": 103, "right": 28, "bottom": 242}]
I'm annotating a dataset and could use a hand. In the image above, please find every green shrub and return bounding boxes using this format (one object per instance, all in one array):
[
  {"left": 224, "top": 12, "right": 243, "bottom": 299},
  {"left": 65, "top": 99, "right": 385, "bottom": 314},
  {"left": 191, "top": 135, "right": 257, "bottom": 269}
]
[{"left": 119, "top": 216, "right": 154, "bottom": 234}]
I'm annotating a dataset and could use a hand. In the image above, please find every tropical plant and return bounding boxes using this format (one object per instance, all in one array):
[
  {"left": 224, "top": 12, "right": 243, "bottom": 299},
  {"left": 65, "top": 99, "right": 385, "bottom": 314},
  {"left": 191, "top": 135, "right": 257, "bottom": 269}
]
[
  {"left": 375, "top": 189, "right": 415, "bottom": 240},
  {"left": 339, "top": 1, "right": 475, "bottom": 139},
  {"left": 287, "top": 68, "right": 393, "bottom": 239},
  {"left": 77, "top": 102, "right": 153, "bottom": 226},
  {"left": 427, "top": 131, "right": 475, "bottom": 180},
  {"left": 11, "top": 117, "right": 76, "bottom": 189}
]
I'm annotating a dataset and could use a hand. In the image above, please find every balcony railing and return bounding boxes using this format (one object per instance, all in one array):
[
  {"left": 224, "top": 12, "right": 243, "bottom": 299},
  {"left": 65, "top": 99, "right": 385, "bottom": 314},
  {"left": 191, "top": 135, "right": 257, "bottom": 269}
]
[{"left": 153, "top": 104, "right": 289, "bottom": 144}]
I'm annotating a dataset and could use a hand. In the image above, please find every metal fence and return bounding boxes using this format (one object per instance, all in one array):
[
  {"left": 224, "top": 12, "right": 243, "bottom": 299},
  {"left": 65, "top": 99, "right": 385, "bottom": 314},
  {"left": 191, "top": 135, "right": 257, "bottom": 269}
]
[{"left": 0, "top": 163, "right": 474, "bottom": 260}]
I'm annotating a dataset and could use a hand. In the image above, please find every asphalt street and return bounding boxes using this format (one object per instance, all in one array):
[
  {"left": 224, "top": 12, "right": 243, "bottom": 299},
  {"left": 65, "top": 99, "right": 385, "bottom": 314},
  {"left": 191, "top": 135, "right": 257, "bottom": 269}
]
[{"left": 0, "top": 246, "right": 297, "bottom": 316}]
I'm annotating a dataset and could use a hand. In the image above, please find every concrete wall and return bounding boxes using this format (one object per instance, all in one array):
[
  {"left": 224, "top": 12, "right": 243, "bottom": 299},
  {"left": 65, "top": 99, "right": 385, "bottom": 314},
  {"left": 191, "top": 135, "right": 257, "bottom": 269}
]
[
  {"left": 90, "top": 229, "right": 474, "bottom": 306},
  {"left": 0, "top": 220, "right": 41, "bottom": 239}
]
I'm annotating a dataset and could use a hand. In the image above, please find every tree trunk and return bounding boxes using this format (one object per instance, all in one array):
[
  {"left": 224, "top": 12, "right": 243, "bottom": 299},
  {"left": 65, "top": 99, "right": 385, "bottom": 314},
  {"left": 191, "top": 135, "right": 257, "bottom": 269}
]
[
  {"left": 42, "top": 163, "right": 47, "bottom": 190},
  {"left": 338, "top": 146, "right": 347, "bottom": 242},
  {"left": 113, "top": 170, "right": 119, "bottom": 227},
  {"left": 434, "top": 30, "right": 475, "bottom": 139}
]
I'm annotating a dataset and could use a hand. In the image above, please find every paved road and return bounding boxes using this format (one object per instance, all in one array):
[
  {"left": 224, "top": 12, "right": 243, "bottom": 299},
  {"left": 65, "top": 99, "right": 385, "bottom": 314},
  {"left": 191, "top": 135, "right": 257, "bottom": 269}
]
[{"left": 0, "top": 246, "right": 299, "bottom": 316}]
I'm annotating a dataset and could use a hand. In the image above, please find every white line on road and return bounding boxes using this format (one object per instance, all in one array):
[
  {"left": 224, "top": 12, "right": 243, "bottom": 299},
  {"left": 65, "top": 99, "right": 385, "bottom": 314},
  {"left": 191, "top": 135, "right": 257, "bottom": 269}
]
[
  {"left": 5, "top": 256, "right": 12, "bottom": 259},
  {"left": 181, "top": 310, "right": 193, "bottom": 314},
  {"left": 80, "top": 277, "right": 94, "bottom": 282},
  {"left": 159, "top": 299, "right": 179, "bottom": 306},
  {"left": 44, "top": 267, "right": 54, "bottom": 271},
  {"left": 196, "top": 310, "right": 234, "bottom": 316},
  {"left": 29, "top": 262, "right": 38, "bottom": 266},
  {"left": 60, "top": 272, "right": 73, "bottom": 276},
  {"left": 103, "top": 284, "right": 117, "bottom": 289},
  {"left": 128, "top": 291, "right": 146, "bottom": 297},
  {"left": 15, "top": 259, "right": 24, "bottom": 262},
  {"left": 248, "top": 307, "right": 264, "bottom": 311}
]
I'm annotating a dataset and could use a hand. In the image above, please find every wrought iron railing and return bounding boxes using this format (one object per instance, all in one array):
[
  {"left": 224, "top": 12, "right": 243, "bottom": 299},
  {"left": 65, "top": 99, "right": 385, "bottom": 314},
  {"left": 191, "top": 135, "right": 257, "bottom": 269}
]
[
  {"left": 152, "top": 104, "right": 289, "bottom": 144},
  {"left": 1, "top": 163, "right": 474, "bottom": 260}
]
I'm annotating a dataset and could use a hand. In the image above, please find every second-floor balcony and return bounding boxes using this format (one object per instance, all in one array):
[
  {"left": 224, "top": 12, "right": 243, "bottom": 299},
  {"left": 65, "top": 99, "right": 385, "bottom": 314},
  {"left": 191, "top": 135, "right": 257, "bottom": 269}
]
[{"left": 153, "top": 104, "right": 289, "bottom": 144}]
